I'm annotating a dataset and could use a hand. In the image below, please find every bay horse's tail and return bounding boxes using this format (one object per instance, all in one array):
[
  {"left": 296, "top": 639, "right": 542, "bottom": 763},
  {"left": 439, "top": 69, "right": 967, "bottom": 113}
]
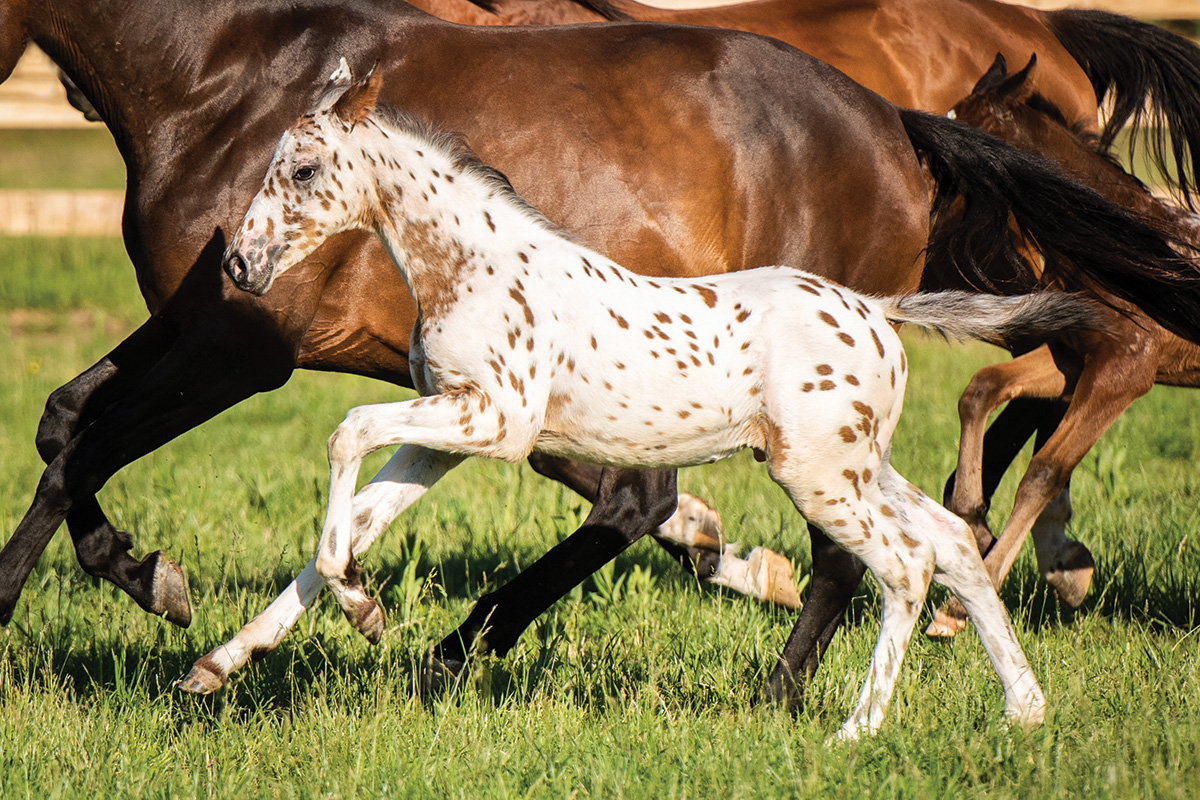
[
  {"left": 1045, "top": 9, "right": 1200, "bottom": 208},
  {"left": 898, "top": 107, "right": 1200, "bottom": 344},
  {"left": 878, "top": 291, "right": 1105, "bottom": 351}
]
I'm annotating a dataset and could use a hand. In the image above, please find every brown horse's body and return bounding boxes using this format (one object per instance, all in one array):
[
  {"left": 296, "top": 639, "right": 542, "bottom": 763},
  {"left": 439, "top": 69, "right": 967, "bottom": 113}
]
[
  {"left": 931, "top": 56, "right": 1200, "bottom": 634},
  {"left": 1, "top": 0, "right": 1199, "bottom": 703},
  {"left": 412, "top": 0, "right": 1096, "bottom": 122}
]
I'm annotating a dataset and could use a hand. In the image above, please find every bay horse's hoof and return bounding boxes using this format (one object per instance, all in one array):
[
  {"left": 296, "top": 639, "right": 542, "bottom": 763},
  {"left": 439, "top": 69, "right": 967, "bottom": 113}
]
[
  {"left": 1043, "top": 541, "right": 1095, "bottom": 609},
  {"left": 925, "top": 598, "right": 968, "bottom": 638},
  {"left": 419, "top": 652, "right": 465, "bottom": 698},
  {"left": 346, "top": 596, "right": 386, "bottom": 644},
  {"left": 148, "top": 552, "right": 192, "bottom": 628},
  {"left": 177, "top": 656, "right": 227, "bottom": 695},
  {"left": 655, "top": 492, "right": 724, "bottom": 551},
  {"left": 746, "top": 547, "right": 802, "bottom": 609}
]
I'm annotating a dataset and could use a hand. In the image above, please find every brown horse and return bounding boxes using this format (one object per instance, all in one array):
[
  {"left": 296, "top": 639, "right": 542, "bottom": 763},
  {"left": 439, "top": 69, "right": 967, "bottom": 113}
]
[
  {"left": 407, "top": 0, "right": 1200, "bottom": 208},
  {"left": 923, "top": 54, "right": 1200, "bottom": 635},
  {"left": 0, "top": 0, "right": 1196, "bottom": 705}
]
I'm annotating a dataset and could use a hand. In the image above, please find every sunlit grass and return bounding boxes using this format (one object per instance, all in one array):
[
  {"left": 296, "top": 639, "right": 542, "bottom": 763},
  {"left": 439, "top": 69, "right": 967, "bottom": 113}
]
[{"left": 1, "top": 239, "right": 1199, "bottom": 798}]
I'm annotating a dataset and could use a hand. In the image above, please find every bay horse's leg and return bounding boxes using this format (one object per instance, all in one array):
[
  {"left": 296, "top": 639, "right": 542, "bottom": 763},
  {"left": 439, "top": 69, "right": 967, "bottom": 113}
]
[
  {"left": 0, "top": 313, "right": 294, "bottom": 626},
  {"left": 179, "top": 444, "right": 463, "bottom": 694},
  {"left": 424, "top": 465, "right": 678, "bottom": 693},
  {"left": 529, "top": 453, "right": 799, "bottom": 607},
  {"left": 929, "top": 341, "right": 1157, "bottom": 636},
  {"left": 32, "top": 316, "right": 193, "bottom": 625},
  {"left": 764, "top": 523, "right": 865, "bottom": 709},
  {"left": 946, "top": 347, "right": 1077, "bottom": 553}
]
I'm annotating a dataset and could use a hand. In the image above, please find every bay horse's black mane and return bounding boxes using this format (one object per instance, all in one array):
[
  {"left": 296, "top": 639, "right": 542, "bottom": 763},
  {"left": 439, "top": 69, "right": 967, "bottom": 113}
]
[{"left": 467, "top": 0, "right": 631, "bottom": 21}]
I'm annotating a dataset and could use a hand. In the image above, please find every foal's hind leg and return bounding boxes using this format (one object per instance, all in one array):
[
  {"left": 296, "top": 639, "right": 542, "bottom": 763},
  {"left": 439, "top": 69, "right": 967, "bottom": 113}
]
[
  {"left": 770, "top": 462, "right": 933, "bottom": 738},
  {"left": 891, "top": 474, "right": 1044, "bottom": 726}
]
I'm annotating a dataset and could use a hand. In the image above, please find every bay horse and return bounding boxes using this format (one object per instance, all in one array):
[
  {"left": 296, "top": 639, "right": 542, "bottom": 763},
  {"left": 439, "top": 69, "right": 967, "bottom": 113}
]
[
  {"left": 926, "top": 54, "right": 1200, "bottom": 635},
  {"left": 0, "top": 0, "right": 1196, "bottom": 708},
  {"left": 210, "top": 65, "right": 1080, "bottom": 735},
  {"left": 408, "top": 0, "right": 1200, "bottom": 208}
]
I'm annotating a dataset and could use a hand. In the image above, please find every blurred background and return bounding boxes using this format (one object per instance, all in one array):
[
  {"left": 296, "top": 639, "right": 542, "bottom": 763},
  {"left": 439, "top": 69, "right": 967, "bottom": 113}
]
[{"left": 0, "top": 0, "right": 1197, "bottom": 237}]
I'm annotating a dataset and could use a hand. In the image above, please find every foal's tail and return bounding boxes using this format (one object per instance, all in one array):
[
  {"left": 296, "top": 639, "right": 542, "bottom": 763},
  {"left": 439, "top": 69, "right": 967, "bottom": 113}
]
[
  {"left": 898, "top": 108, "right": 1200, "bottom": 344},
  {"left": 1046, "top": 9, "right": 1200, "bottom": 209},
  {"left": 878, "top": 291, "right": 1105, "bottom": 351}
]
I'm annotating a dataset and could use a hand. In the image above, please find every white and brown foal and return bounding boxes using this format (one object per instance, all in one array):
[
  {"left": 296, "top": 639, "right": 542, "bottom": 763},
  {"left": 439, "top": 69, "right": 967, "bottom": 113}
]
[{"left": 198, "top": 63, "right": 1080, "bottom": 737}]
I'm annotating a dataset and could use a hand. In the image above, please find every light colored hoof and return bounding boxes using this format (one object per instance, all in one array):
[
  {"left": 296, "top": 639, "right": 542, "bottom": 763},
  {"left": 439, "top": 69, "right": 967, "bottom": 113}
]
[
  {"left": 1044, "top": 541, "right": 1095, "bottom": 609},
  {"left": 419, "top": 652, "right": 465, "bottom": 698},
  {"left": 177, "top": 657, "right": 227, "bottom": 695},
  {"left": 149, "top": 552, "right": 192, "bottom": 628},
  {"left": 349, "top": 597, "right": 386, "bottom": 645},
  {"left": 655, "top": 492, "right": 725, "bottom": 552},
  {"left": 746, "top": 547, "right": 802, "bottom": 609},
  {"left": 925, "top": 603, "right": 968, "bottom": 638},
  {"left": 1006, "top": 693, "right": 1047, "bottom": 730}
]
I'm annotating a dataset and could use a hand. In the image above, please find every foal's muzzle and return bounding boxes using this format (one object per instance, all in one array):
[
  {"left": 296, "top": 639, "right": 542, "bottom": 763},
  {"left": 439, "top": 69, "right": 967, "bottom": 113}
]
[{"left": 223, "top": 250, "right": 272, "bottom": 296}]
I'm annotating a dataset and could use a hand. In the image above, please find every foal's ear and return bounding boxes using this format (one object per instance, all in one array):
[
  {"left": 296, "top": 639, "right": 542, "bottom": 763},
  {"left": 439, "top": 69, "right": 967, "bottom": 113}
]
[{"left": 332, "top": 65, "right": 383, "bottom": 129}]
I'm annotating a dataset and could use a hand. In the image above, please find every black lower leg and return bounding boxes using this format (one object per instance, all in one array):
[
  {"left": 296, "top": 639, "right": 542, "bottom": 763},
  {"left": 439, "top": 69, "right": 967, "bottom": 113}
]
[
  {"left": 433, "top": 467, "right": 678, "bottom": 666},
  {"left": 765, "top": 524, "right": 866, "bottom": 709}
]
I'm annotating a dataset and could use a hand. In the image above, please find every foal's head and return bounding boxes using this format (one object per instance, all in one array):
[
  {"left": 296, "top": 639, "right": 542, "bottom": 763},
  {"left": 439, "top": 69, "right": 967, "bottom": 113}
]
[{"left": 224, "top": 60, "right": 383, "bottom": 296}]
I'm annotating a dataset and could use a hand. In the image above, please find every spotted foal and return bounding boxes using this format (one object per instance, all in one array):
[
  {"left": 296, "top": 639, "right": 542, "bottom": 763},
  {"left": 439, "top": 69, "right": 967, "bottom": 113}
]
[{"left": 200, "top": 63, "right": 1088, "bottom": 736}]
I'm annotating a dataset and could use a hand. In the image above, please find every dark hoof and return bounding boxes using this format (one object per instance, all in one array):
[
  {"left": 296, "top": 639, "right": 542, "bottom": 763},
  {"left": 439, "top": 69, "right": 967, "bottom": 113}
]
[
  {"left": 177, "top": 657, "right": 227, "bottom": 695},
  {"left": 148, "top": 552, "right": 192, "bottom": 627},
  {"left": 420, "top": 652, "right": 466, "bottom": 698},
  {"left": 1044, "top": 541, "right": 1095, "bottom": 609},
  {"left": 0, "top": 602, "right": 13, "bottom": 627},
  {"left": 347, "top": 597, "right": 385, "bottom": 644}
]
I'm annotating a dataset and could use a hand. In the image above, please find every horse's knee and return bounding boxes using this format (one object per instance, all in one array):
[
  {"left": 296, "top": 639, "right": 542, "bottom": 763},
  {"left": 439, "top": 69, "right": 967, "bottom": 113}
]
[{"left": 35, "top": 384, "right": 82, "bottom": 463}]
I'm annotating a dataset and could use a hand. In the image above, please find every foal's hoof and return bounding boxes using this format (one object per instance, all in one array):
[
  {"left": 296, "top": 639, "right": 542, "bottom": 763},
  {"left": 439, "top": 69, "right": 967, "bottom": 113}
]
[
  {"left": 925, "top": 598, "right": 968, "bottom": 638},
  {"left": 655, "top": 492, "right": 725, "bottom": 551},
  {"left": 419, "top": 652, "right": 466, "bottom": 698},
  {"left": 347, "top": 597, "right": 386, "bottom": 645},
  {"left": 1044, "top": 541, "right": 1095, "bottom": 609},
  {"left": 148, "top": 552, "right": 192, "bottom": 628},
  {"left": 177, "top": 657, "right": 227, "bottom": 695}
]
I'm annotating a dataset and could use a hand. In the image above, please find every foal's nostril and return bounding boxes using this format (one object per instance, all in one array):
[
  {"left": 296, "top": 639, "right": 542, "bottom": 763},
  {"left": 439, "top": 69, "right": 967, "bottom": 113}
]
[{"left": 225, "top": 253, "right": 248, "bottom": 284}]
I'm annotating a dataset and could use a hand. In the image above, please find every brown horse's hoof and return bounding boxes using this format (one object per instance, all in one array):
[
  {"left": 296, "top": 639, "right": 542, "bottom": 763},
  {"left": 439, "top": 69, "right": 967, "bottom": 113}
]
[
  {"left": 419, "top": 652, "right": 465, "bottom": 698},
  {"left": 148, "top": 552, "right": 192, "bottom": 628},
  {"left": 177, "top": 657, "right": 226, "bottom": 695},
  {"left": 925, "top": 598, "right": 968, "bottom": 638},
  {"left": 747, "top": 547, "right": 802, "bottom": 609},
  {"left": 347, "top": 596, "right": 386, "bottom": 644},
  {"left": 1044, "top": 541, "right": 1095, "bottom": 609},
  {"left": 655, "top": 492, "right": 725, "bottom": 552}
]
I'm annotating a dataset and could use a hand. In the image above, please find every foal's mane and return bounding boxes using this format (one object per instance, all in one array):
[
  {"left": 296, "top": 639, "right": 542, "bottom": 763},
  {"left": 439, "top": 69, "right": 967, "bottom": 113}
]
[
  {"left": 366, "top": 103, "right": 570, "bottom": 237},
  {"left": 465, "top": 0, "right": 632, "bottom": 20}
]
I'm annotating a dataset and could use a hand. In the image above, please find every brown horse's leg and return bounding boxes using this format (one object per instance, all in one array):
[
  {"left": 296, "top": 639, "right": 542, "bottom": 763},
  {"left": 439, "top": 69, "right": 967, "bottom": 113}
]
[
  {"left": 0, "top": 313, "right": 293, "bottom": 627},
  {"left": 764, "top": 524, "right": 865, "bottom": 709},
  {"left": 32, "top": 316, "right": 193, "bottom": 625},
  {"left": 946, "top": 347, "right": 1076, "bottom": 553},
  {"left": 929, "top": 342, "right": 1157, "bottom": 636},
  {"left": 424, "top": 466, "right": 678, "bottom": 693}
]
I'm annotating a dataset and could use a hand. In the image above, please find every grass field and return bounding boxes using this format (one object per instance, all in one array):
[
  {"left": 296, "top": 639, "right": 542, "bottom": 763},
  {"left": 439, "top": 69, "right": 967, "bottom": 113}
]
[{"left": 1, "top": 238, "right": 1199, "bottom": 798}]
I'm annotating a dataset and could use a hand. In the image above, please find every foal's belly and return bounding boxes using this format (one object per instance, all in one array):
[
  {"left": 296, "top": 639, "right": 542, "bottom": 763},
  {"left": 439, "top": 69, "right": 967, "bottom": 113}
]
[{"left": 533, "top": 421, "right": 755, "bottom": 469}]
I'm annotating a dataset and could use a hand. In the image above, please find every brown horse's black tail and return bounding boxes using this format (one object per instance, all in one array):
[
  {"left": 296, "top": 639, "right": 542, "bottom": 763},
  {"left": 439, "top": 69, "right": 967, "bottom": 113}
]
[
  {"left": 898, "top": 107, "right": 1200, "bottom": 344},
  {"left": 1046, "top": 9, "right": 1200, "bottom": 209}
]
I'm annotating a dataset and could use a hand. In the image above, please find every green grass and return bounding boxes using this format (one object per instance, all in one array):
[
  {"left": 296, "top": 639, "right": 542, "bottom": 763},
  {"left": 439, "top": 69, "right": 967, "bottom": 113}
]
[
  {"left": 0, "top": 129, "right": 125, "bottom": 191},
  {"left": 2, "top": 239, "right": 1200, "bottom": 798}
]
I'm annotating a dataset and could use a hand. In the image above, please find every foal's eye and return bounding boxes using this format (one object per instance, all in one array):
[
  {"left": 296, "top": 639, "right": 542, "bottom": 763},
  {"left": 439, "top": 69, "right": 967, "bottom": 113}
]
[{"left": 292, "top": 166, "right": 317, "bottom": 182}]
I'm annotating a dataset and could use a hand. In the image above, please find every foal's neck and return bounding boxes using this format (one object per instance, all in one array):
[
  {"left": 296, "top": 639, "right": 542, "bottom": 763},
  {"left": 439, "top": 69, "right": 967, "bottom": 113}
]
[{"left": 362, "top": 118, "right": 573, "bottom": 293}]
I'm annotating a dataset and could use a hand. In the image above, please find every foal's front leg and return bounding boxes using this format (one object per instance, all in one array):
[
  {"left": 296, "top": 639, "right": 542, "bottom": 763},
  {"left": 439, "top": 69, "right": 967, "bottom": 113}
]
[
  {"left": 317, "top": 390, "right": 520, "bottom": 637},
  {"left": 179, "top": 444, "right": 462, "bottom": 694}
]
